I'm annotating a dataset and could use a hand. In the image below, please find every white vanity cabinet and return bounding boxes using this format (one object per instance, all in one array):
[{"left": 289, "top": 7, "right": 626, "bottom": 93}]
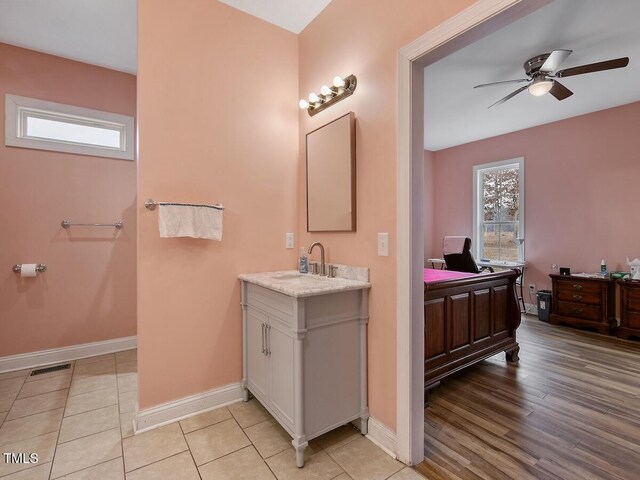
[
  {"left": 240, "top": 274, "right": 369, "bottom": 468},
  {"left": 245, "top": 305, "right": 295, "bottom": 428}
]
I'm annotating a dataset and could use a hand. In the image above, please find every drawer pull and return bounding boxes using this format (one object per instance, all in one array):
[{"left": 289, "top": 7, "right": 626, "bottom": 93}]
[
  {"left": 572, "top": 294, "right": 583, "bottom": 300},
  {"left": 572, "top": 284, "right": 583, "bottom": 290},
  {"left": 261, "top": 323, "right": 266, "bottom": 354},
  {"left": 266, "top": 325, "right": 271, "bottom": 356},
  {"left": 571, "top": 307, "right": 584, "bottom": 314}
]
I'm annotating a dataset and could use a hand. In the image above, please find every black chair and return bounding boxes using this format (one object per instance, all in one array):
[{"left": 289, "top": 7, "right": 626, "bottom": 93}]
[{"left": 443, "top": 237, "right": 493, "bottom": 274}]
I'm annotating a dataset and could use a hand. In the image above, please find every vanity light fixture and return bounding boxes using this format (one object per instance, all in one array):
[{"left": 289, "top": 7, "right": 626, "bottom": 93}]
[{"left": 299, "top": 74, "right": 357, "bottom": 116}]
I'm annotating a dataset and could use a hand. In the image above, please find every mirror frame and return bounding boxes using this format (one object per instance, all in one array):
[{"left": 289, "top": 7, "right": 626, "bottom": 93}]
[{"left": 305, "top": 111, "right": 356, "bottom": 232}]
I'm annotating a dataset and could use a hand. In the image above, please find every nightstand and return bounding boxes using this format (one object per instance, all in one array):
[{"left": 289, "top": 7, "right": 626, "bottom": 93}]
[{"left": 549, "top": 274, "right": 616, "bottom": 335}]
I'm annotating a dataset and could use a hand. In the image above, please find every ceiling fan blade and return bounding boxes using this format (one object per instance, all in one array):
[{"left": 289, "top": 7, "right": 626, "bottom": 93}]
[
  {"left": 474, "top": 78, "right": 530, "bottom": 89},
  {"left": 540, "top": 49, "right": 573, "bottom": 73},
  {"left": 488, "top": 84, "right": 529, "bottom": 108},
  {"left": 549, "top": 80, "right": 573, "bottom": 101},
  {"left": 556, "top": 57, "right": 629, "bottom": 78}
]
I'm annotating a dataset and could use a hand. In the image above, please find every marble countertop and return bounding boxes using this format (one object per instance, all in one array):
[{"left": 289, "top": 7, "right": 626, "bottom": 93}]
[{"left": 239, "top": 269, "right": 371, "bottom": 298}]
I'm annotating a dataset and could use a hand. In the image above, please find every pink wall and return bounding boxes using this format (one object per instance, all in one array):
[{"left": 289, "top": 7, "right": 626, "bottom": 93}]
[
  {"left": 429, "top": 101, "right": 640, "bottom": 297},
  {"left": 297, "top": 0, "right": 475, "bottom": 429},
  {"left": 137, "top": 0, "right": 298, "bottom": 408},
  {"left": 0, "top": 43, "right": 137, "bottom": 356},
  {"left": 424, "top": 150, "right": 435, "bottom": 262}
]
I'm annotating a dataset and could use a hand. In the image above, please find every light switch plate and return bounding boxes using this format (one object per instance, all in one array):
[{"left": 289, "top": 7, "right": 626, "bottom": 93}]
[
  {"left": 285, "top": 233, "right": 294, "bottom": 249},
  {"left": 378, "top": 233, "right": 389, "bottom": 256}
]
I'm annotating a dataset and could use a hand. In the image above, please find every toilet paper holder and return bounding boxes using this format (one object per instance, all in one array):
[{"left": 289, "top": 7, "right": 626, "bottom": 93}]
[{"left": 12, "top": 264, "right": 47, "bottom": 273}]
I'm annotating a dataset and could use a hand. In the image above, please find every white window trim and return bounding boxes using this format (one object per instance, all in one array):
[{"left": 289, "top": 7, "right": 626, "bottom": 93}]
[
  {"left": 5, "top": 94, "right": 134, "bottom": 161},
  {"left": 472, "top": 157, "right": 525, "bottom": 262}
]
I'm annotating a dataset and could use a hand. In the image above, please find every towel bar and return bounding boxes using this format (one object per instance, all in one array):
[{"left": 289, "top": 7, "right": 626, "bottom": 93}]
[
  {"left": 61, "top": 220, "right": 123, "bottom": 229},
  {"left": 144, "top": 198, "right": 224, "bottom": 211}
]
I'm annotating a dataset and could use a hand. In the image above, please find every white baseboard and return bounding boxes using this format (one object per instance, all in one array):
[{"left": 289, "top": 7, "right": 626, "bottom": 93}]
[
  {"left": 366, "top": 416, "right": 398, "bottom": 459},
  {"left": 135, "top": 382, "right": 243, "bottom": 434},
  {"left": 0, "top": 336, "right": 137, "bottom": 373}
]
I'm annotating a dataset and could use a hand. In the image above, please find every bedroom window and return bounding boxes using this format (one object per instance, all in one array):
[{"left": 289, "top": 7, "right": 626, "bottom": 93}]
[
  {"left": 5, "top": 94, "right": 134, "bottom": 160},
  {"left": 473, "top": 158, "right": 524, "bottom": 262}
]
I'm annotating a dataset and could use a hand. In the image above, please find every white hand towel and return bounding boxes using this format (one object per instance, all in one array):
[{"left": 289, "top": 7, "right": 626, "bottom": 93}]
[
  {"left": 158, "top": 204, "right": 223, "bottom": 240},
  {"left": 443, "top": 236, "right": 466, "bottom": 254}
]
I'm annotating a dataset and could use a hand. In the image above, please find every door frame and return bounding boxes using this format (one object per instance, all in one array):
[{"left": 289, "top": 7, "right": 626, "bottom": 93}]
[{"left": 395, "top": 0, "right": 551, "bottom": 465}]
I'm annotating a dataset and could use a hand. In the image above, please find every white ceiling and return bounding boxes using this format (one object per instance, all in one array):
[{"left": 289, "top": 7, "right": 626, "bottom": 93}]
[
  {"left": 219, "top": 0, "right": 332, "bottom": 34},
  {"left": 0, "top": 0, "right": 332, "bottom": 74},
  {"left": 424, "top": 0, "right": 640, "bottom": 151},
  {"left": 0, "top": 0, "right": 137, "bottom": 74}
]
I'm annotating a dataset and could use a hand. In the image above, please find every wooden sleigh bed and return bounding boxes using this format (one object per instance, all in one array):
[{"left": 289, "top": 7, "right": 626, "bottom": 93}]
[{"left": 423, "top": 268, "right": 521, "bottom": 403}]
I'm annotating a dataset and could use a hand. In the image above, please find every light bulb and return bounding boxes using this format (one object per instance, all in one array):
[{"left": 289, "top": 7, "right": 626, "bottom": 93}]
[
  {"left": 299, "top": 99, "right": 310, "bottom": 109},
  {"left": 320, "top": 85, "right": 332, "bottom": 96},
  {"left": 308, "top": 92, "right": 320, "bottom": 103},
  {"left": 528, "top": 79, "right": 553, "bottom": 97},
  {"left": 333, "top": 76, "right": 345, "bottom": 88}
]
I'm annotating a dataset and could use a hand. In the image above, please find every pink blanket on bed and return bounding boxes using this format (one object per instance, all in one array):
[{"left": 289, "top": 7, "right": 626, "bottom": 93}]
[{"left": 423, "top": 268, "right": 477, "bottom": 283}]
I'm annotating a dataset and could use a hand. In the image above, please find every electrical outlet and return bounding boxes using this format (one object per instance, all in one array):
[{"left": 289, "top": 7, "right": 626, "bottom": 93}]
[
  {"left": 285, "top": 233, "right": 294, "bottom": 249},
  {"left": 528, "top": 284, "right": 536, "bottom": 294}
]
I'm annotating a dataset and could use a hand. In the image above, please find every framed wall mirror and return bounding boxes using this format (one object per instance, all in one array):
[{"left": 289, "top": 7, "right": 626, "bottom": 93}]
[{"left": 306, "top": 112, "right": 356, "bottom": 232}]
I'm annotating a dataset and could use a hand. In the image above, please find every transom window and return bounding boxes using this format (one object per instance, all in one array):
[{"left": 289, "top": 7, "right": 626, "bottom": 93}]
[
  {"left": 472, "top": 158, "right": 524, "bottom": 262},
  {"left": 5, "top": 94, "right": 134, "bottom": 160}
]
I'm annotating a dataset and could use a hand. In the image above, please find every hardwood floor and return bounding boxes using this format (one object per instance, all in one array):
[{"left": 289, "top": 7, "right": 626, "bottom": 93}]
[{"left": 415, "top": 316, "right": 640, "bottom": 480}]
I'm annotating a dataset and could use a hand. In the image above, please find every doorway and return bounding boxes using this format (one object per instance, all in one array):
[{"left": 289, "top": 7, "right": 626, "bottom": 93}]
[
  {"left": 395, "top": 0, "right": 551, "bottom": 465},
  {"left": 0, "top": 0, "right": 138, "bottom": 360}
]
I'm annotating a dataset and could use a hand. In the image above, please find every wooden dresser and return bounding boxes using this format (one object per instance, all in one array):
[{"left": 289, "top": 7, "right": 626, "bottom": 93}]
[
  {"left": 617, "top": 280, "right": 640, "bottom": 339},
  {"left": 549, "top": 274, "right": 616, "bottom": 335}
]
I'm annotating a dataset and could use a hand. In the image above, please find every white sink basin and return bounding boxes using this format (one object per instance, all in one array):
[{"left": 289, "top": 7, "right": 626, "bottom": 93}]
[{"left": 271, "top": 273, "right": 332, "bottom": 283}]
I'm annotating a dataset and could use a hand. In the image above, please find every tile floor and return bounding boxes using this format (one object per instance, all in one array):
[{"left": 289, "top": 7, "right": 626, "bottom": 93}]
[{"left": 0, "top": 350, "right": 423, "bottom": 480}]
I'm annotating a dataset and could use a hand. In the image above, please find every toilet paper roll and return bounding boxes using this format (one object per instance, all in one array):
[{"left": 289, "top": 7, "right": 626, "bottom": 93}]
[{"left": 20, "top": 264, "right": 37, "bottom": 277}]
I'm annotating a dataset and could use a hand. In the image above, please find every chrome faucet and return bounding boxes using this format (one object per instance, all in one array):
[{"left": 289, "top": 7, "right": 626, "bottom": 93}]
[{"left": 308, "top": 242, "right": 326, "bottom": 276}]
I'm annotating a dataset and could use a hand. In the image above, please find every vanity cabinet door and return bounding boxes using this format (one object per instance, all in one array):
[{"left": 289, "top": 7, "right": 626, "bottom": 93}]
[
  {"left": 267, "top": 320, "right": 295, "bottom": 429},
  {"left": 247, "top": 309, "right": 269, "bottom": 402}
]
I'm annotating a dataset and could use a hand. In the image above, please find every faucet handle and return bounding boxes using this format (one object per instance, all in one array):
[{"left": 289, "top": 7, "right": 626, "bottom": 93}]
[
  {"left": 327, "top": 264, "right": 338, "bottom": 278},
  {"left": 309, "top": 262, "right": 319, "bottom": 274}
]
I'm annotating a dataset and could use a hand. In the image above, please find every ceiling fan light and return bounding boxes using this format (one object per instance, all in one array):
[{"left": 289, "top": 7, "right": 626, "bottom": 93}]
[{"left": 528, "top": 79, "right": 553, "bottom": 97}]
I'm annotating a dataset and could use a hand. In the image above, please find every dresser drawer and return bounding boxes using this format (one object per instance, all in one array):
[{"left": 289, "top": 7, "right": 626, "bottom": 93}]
[
  {"left": 626, "top": 286, "right": 640, "bottom": 301},
  {"left": 556, "top": 288, "right": 601, "bottom": 306},
  {"left": 556, "top": 300, "right": 601, "bottom": 321},
  {"left": 625, "top": 296, "right": 640, "bottom": 313},
  {"left": 626, "top": 311, "right": 640, "bottom": 329},
  {"left": 555, "top": 279, "right": 601, "bottom": 296}
]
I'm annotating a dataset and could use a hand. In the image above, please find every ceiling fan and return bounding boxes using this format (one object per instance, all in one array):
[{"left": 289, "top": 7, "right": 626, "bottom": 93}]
[{"left": 475, "top": 50, "right": 629, "bottom": 108}]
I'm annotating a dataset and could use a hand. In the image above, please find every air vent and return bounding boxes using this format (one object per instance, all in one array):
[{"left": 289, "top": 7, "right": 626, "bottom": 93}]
[{"left": 30, "top": 363, "right": 71, "bottom": 376}]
